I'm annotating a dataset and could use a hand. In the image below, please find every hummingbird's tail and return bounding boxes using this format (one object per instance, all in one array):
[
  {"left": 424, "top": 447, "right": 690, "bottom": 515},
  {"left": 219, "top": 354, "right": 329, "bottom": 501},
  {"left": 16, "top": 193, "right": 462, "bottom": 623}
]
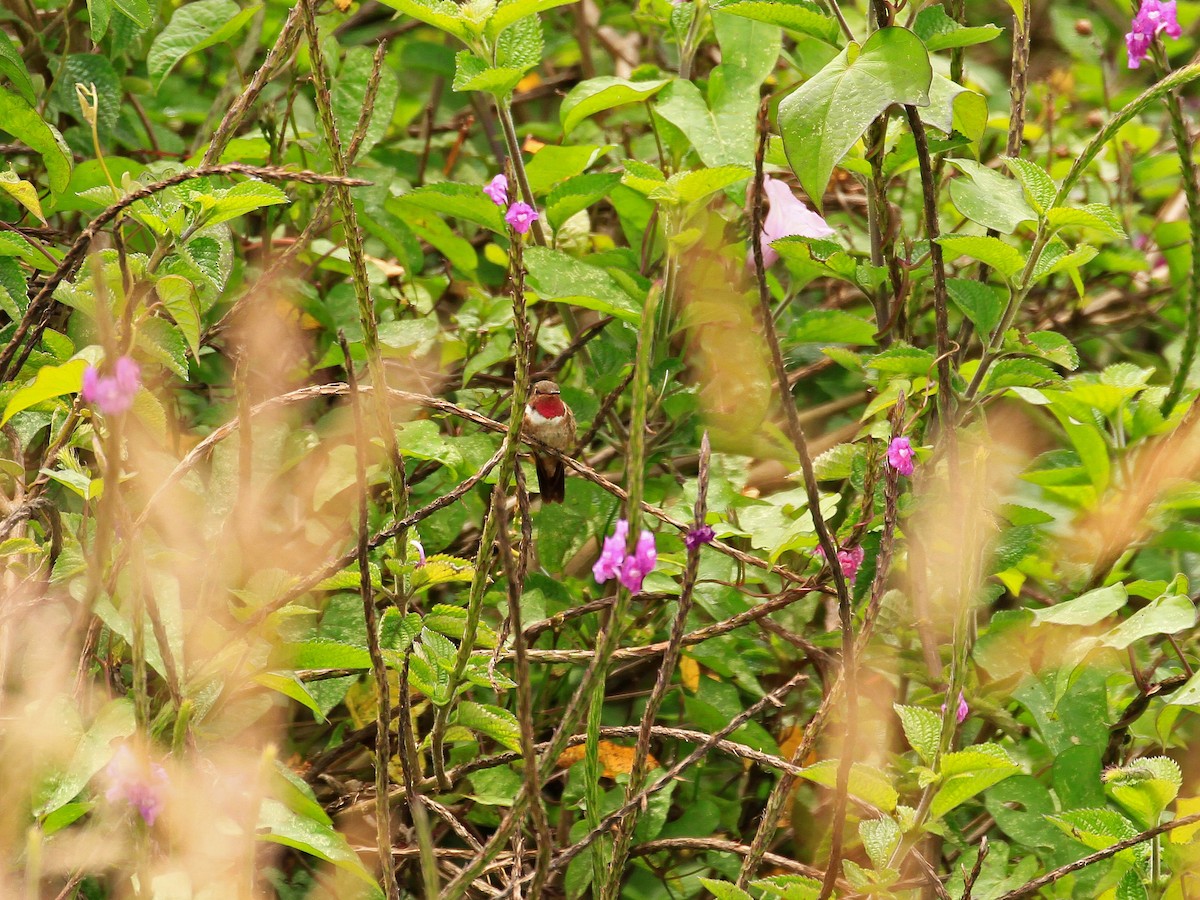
[{"left": 535, "top": 455, "right": 566, "bottom": 503}]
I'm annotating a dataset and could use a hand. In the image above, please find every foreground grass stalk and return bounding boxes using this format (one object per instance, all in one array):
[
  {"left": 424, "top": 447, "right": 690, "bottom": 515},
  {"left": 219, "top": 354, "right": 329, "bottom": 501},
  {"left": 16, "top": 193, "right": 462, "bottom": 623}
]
[
  {"left": 341, "top": 332, "right": 400, "bottom": 900},
  {"left": 430, "top": 225, "right": 535, "bottom": 788}
]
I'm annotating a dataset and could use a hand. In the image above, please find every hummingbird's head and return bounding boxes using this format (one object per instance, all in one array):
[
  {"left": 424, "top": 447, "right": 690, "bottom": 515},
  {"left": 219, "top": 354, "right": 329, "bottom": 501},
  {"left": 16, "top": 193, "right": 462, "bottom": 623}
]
[{"left": 529, "top": 380, "right": 566, "bottom": 419}]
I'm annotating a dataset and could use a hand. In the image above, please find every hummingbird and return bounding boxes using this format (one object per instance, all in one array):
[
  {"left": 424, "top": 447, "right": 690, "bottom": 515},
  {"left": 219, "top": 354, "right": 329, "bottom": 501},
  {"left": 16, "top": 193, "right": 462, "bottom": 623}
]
[{"left": 523, "top": 379, "right": 576, "bottom": 503}]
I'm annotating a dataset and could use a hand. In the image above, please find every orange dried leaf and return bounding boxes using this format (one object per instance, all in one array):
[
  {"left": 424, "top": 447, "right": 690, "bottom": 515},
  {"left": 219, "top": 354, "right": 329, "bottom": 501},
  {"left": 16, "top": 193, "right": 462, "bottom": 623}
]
[
  {"left": 555, "top": 741, "right": 658, "bottom": 779},
  {"left": 680, "top": 656, "right": 700, "bottom": 693}
]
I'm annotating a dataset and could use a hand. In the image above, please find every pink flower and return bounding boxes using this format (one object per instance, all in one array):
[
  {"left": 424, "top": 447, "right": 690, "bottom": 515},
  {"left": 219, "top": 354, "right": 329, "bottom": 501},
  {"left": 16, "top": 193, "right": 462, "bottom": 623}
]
[
  {"left": 887, "top": 436, "right": 915, "bottom": 477},
  {"left": 484, "top": 174, "right": 508, "bottom": 206},
  {"left": 752, "top": 175, "right": 835, "bottom": 268},
  {"left": 1126, "top": 0, "right": 1181, "bottom": 68},
  {"left": 505, "top": 202, "right": 539, "bottom": 235},
  {"left": 593, "top": 519, "right": 630, "bottom": 583},
  {"left": 82, "top": 356, "right": 140, "bottom": 415},
  {"left": 413, "top": 537, "right": 426, "bottom": 568},
  {"left": 684, "top": 524, "right": 715, "bottom": 551},
  {"left": 942, "top": 691, "right": 969, "bottom": 724},
  {"left": 593, "top": 520, "right": 657, "bottom": 592},
  {"left": 814, "top": 544, "right": 865, "bottom": 584},
  {"left": 105, "top": 744, "right": 169, "bottom": 826},
  {"left": 618, "top": 529, "right": 657, "bottom": 592}
]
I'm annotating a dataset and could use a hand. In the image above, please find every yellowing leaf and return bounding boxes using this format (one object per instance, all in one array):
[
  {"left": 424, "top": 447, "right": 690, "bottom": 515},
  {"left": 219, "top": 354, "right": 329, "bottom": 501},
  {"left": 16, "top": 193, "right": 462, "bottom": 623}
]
[
  {"left": 1172, "top": 797, "right": 1200, "bottom": 843},
  {"left": 556, "top": 741, "right": 657, "bottom": 778},
  {"left": 680, "top": 655, "right": 700, "bottom": 693},
  {"left": 0, "top": 169, "right": 45, "bottom": 223}
]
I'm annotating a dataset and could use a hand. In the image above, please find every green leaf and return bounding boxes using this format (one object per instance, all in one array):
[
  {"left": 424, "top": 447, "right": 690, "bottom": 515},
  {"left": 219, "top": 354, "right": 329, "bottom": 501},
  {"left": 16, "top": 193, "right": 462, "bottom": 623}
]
[
  {"left": 938, "top": 235, "right": 1026, "bottom": 278},
  {"left": 1101, "top": 592, "right": 1195, "bottom": 650},
  {"left": 792, "top": 309, "right": 876, "bottom": 345},
  {"left": 1105, "top": 756, "right": 1182, "bottom": 829},
  {"left": 423, "top": 603, "right": 494, "bottom": 644},
  {"left": 53, "top": 54, "right": 122, "bottom": 132},
  {"left": 699, "top": 880, "right": 754, "bottom": 900},
  {"left": 0, "top": 229, "right": 55, "bottom": 271},
  {"left": 0, "top": 86, "right": 72, "bottom": 196},
  {"left": 560, "top": 77, "right": 670, "bottom": 135},
  {"left": 1033, "top": 583, "right": 1127, "bottom": 626},
  {"left": 156, "top": 275, "right": 202, "bottom": 361},
  {"left": 524, "top": 144, "right": 615, "bottom": 195},
  {"left": 984, "top": 359, "right": 1060, "bottom": 393},
  {"left": 277, "top": 641, "right": 373, "bottom": 669},
  {"left": 376, "top": 0, "right": 474, "bottom": 42},
  {"left": 452, "top": 51, "right": 526, "bottom": 96},
  {"left": 34, "top": 699, "right": 136, "bottom": 816},
  {"left": 2, "top": 359, "right": 86, "bottom": 425},
  {"left": 1049, "top": 807, "right": 1140, "bottom": 854},
  {"left": 913, "top": 5, "right": 1002, "bottom": 51},
  {"left": 332, "top": 46, "right": 400, "bottom": 157},
  {"left": 257, "top": 799, "right": 382, "bottom": 893},
  {"left": 1004, "top": 157, "right": 1058, "bottom": 213},
  {"left": 859, "top": 817, "right": 901, "bottom": 870},
  {"left": 648, "top": 165, "right": 751, "bottom": 206},
  {"left": 397, "top": 182, "right": 506, "bottom": 232},
  {"left": 487, "top": 0, "right": 577, "bottom": 39},
  {"left": 0, "top": 29, "right": 35, "bottom": 104},
  {"left": 88, "top": 0, "right": 112, "bottom": 39},
  {"left": 930, "top": 744, "right": 1020, "bottom": 818},
  {"left": 546, "top": 172, "right": 621, "bottom": 232},
  {"left": 1046, "top": 205, "right": 1128, "bottom": 240},
  {"left": 778, "top": 28, "right": 932, "bottom": 212},
  {"left": 921, "top": 74, "right": 988, "bottom": 153},
  {"left": 894, "top": 704, "right": 941, "bottom": 765},
  {"left": 524, "top": 246, "right": 641, "bottom": 322},
  {"left": 946, "top": 159, "right": 1037, "bottom": 234},
  {"left": 198, "top": 180, "right": 290, "bottom": 228},
  {"left": 946, "top": 278, "right": 1004, "bottom": 336},
  {"left": 456, "top": 701, "right": 522, "bottom": 752},
  {"left": 254, "top": 672, "right": 328, "bottom": 722},
  {"left": 137, "top": 317, "right": 188, "bottom": 379},
  {"left": 710, "top": 0, "right": 839, "bottom": 44},
  {"left": 110, "top": 0, "right": 151, "bottom": 29},
  {"left": 148, "top": 0, "right": 260, "bottom": 91},
  {"left": 1020, "top": 332, "right": 1080, "bottom": 370},
  {"left": 750, "top": 874, "right": 822, "bottom": 900},
  {"left": 801, "top": 760, "right": 898, "bottom": 811}
]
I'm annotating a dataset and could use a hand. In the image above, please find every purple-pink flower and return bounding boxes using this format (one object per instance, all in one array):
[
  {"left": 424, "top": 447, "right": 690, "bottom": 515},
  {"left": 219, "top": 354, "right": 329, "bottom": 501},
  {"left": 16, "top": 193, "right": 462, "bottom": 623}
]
[
  {"left": 104, "top": 744, "right": 169, "bottom": 826},
  {"left": 619, "top": 529, "right": 657, "bottom": 592},
  {"left": 484, "top": 174, "right": 509, "bottom": 206},
  {"left": 814, "top": 544, "right": 865, "bottom": 584},
  {"left": 887, "top": 436, "right": 915, "bottom": 477},
  {"left": 684, "top": 524, "right": 715, "bottom": 551},
  {"left": 941, "top": 691, "right": 969, "bottom": 724},
  {"left": 752, "top": 175, "right": 835, "bottom": 268},
  {"left": 1126, "top": 0, "right": 1181, "bottom": 68},
  {"left": 82, "top": 356, "right": 140, "bottom": 415},
  {"left": 593, "top": 520, "right": 657, "bottom": 592},
  {"left": 505, "top": 202, "right": 539, "bottom": 235},
  {"left": 413, "top": 537, "right": 426, "bottom": 568}
]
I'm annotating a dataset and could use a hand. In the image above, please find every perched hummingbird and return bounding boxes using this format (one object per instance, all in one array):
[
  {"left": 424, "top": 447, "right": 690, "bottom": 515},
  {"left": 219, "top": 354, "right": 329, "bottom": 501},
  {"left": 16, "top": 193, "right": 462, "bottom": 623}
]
[{"left": 523, "top": 379, "right": 576, "bottom": 503}]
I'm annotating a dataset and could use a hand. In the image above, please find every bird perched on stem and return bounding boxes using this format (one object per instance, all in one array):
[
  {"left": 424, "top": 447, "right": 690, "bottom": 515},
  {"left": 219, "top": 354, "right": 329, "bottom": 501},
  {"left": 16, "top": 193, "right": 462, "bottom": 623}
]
[{"left": 523, "top": 380, "right": 575, "bottom": 503}]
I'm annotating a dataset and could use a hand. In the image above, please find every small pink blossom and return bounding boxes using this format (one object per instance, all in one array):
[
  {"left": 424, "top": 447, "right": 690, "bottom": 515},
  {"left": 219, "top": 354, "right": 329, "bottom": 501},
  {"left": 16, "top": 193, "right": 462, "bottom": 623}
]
[
  {"left": 1126, "top": 0, "right": 1181, "bottom": 68},
  {"left": 593, "top": 519, "right": 630, "bottom": 583},
  {"left": 814, "top": 544, "right": 865, "bottom": 584},
  {"left": 484, "top": 174, "right": 509, "bottom": 206},
  {"left": 751, "top": 175, "right": 835, "bottom": 268},
  {"left": 618, "top": 529, "right": 657, "bottom": 593},
  {"left": 942, "top": 691, "right": 969, "bottom": 724},
  {"left": 887, "top": 436, "right": 915, "bottom": 477},
  {"left": 82, "top": 356, "right": 140, "bottom": 415},
  {"left": 104, "top": 744, "right": 169, "bottom": 826},
  {"left": 593, "top": 520, "right": 657, "bottom": 592},
  {"left": 413, "top": 537, "right": 426, "bottom": 568},
  {"left": 505, "top": 202, "right": 539, "bottom": 235}
]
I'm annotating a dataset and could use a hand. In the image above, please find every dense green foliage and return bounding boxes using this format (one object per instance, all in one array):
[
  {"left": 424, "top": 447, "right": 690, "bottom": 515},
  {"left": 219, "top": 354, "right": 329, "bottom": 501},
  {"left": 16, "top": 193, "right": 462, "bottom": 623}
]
[{"left": 4, "top": 0, "right": 1200, "bottom": 897}]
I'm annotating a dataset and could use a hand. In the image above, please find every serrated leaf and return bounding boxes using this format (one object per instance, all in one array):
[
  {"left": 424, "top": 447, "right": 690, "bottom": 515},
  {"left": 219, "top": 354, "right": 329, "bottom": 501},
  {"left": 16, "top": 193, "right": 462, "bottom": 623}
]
[
  {"left": 860, "top": 817, "right": 901, "bottom": 870},
  {"left": 2, "top": 359, "right": 86, "bottom": 425},
  {"left": 1021, "top": 332, "right": 1080, "bottom": 370},
  {"left": 648, "top": 165, "right": 750, "bottom": 206},
  {"left": 792, "top": 309, "right": 877, "bottom": 345},
  {"left": 1004, "top": 157, "right": 1057, "bottom": 213},
  {"left": 699, "top": 879, "right": 754, "bottom": 900},
  {"left": 0, "top": 255, "right": 29, "bottom": 320},
  {"left": 801, "top": 760, "right": 898, "bottom": 811},
  {"left": 984, "top": 358, "right": 1060, "bottom": 393},
  {"left": 1049, "top": 807, "right": 1140, "bottom": 854},
  {"left": 1047, "top": 205, "right": 1128, "bottom": 239},
  {"left": 148, "top": 0, "right": 260, "bottom": 91},
  {"left": 938, "top": 235, "right": 1026, "bottom": 278},
  {"left": 545, "top": 172, "right": 621, "bottom": 232},
  {"left": 422, "top": 603, "right": 495, "bottom": 647},
  {"left": 1106, "top": 756, "right": 1182, "bottom": 829},
  {"left": 930, "top": 744, "right": 1020, "bottom": 818},
  {"left": 894, "top": 704, "right": 941, "bottom": 765},
  {"left": 946, "top": 278, "right": 1004, "bottom": 335},
  {"left": 137, "top": 317, "right": 188, "bottom": 379},
  {"left": 199, "top": 181, "right": 289, "bottom": 228},
  {"left": 375, "top": 0, "right": 474, "bottom": 42},
  {"left": 332, "top": 46, "right": 399, "bottom": 157},
  {"left": 1033, "top": 243, "right": 1098, "bottom": 281},
  {"left": 456, "top": 701, "right": 521, "bottom": 751},
  {"left": 155, "top": 275, "right": 201, "bottom": 361},
  {"left": 947, "top": 159, "right": 1036, "bottom": 234},
  {"left": 486, "top": 0, "right": 576, "bottom": 39},
  {"left": 452, "top": 51, "right": 526, "bottom": 96}
]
